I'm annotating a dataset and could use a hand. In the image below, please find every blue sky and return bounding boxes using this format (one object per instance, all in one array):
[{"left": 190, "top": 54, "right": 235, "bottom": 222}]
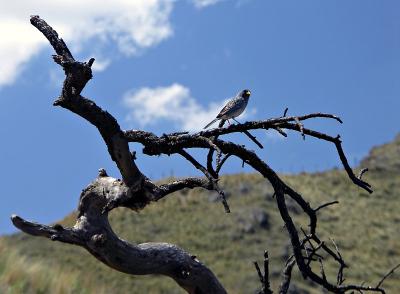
[{"left": 0, "top": 0, "right": 399, "bottom": 234}]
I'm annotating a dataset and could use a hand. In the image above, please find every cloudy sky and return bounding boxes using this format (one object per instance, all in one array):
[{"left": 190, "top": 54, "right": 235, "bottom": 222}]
[{"left": 0, "top": 0, "right": 399, "bottom": 234}]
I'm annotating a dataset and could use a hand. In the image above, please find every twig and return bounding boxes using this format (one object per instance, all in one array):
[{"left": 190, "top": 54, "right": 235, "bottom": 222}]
[
  {"left": 274, "top": 126, "right": 288, "bottom": 137},
  {"left": 178, "top": 149, "right": 230, "bottom": 213},
  {"left": 278, "top": 257, "right": 296, "bottom": 294},
  {"left": 233, "top": 118, "right": 263, "bottom": 148},
  {"left": 376, "top": 263, "right": 400, "bottom": 288},
  {"left": 319, "top": 258, "right": 327, "bottom": 282},
  {"left": 197, "top": 136, "right": 222, "bottom": 166},
  {"left": 307, "top": 242, "right": 325, "bottom": 266},
  {"left": 218, "top": 190, "right": 231, "bottom": 213},
  {"left": 216, "top": 153, "right": 232, "bottom": 174},
  {"left": 243, "top": 129, "right": 264, "bottom": 148},
  {"left": 207, "top": 148, "right": 218, "bottom": 178},
  {"left": 254, "top": 261, "right": 264, "bottom": 284},
  {"left": 315, "top": 201, "right": 339, "bottom": 212},
  {"left": 277, "top": 124, "right": 373, "bottom": 193},
  {"left": 254, "top": 251, "right": 273, "bottom": 294},
  {"left": 358, "top": 168, "right": 369, "bottom": 180},
  {"left": 264, "top": 251, "right": 272, "bottom": 294},
  {"left": 330, "top": 238, "right": 345, "bottom": 285}
]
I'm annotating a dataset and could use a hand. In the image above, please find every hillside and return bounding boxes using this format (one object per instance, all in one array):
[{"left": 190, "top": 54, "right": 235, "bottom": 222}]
[{"left": 1, "top": 135, "right": 399, "bottom": 293}]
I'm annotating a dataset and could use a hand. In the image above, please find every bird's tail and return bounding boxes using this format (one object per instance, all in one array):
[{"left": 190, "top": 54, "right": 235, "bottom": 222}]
[{"left": 204, "top": 118, "right": 219, "bottom": 129}]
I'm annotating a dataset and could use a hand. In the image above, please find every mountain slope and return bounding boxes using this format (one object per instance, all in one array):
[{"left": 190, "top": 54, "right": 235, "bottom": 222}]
[{"left": 1, "top": 135, "right": 399, "bottom": 293}]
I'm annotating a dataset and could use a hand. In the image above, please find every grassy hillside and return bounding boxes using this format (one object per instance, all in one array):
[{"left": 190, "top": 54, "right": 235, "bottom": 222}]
[{"left": 1, "top": 135, "right": 399, "bottom": 293}]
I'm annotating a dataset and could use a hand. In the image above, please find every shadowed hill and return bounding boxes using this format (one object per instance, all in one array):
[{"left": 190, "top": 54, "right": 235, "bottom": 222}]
[
  {"left": 1, "top": 135, "right": 399, "bottom": 293},
  {"left": 361, "top": 134, "right": 400, "bottom": 173}
]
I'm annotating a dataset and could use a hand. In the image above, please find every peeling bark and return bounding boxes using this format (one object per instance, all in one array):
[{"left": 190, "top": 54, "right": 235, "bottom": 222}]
[{"left": 12, "top": 175, "right": 226, "bottom": 294}]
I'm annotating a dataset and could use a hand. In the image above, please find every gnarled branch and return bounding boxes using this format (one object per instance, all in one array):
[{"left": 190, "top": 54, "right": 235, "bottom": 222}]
[{"left": 12, "top": 175, "right": 226, "bottom": 294}]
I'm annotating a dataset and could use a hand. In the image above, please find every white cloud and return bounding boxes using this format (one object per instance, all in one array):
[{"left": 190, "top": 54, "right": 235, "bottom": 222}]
[
  {"left": 1, "top": 1, "right": 230, "bottom": 89},
  {"left": 192, "top": 0, "right": 224, "bottom": 8},
  {"left": 0, "top": 19, "right": 46, "bottom": 86},
  {"left": 123, "top": 83, "right": 251, "bottom": 132},
  {"left": 0, "top": 0, "right": 174, "bottom": 87}
]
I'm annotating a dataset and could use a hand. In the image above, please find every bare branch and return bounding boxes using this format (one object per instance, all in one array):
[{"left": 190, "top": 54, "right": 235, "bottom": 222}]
[
  {"left": 274, "top": 127, "right": 288, "bottom": 137},
  {"left": 30, "top": 16, "right": 142, "bottom": 189},
  {"left": 178, "top": 150, "right": 230, "bottom": 213},
  {"left": 254, "top": 261, "right": 264, "bottom": 285},
  {"left": 215, "top": 153, "right": 232, "bottom": 174},
  {"left": 189, "top": 112, "right": 343, "bottom": 138},
  {"left": 11, "top": 215, "right": 83, "bottom": 246},
  {"left": 315, "top": 201, "right": 340, "bottom": 212},
  {"left": 279, "top": 123, "right": 372, "bottom": 193},
  {"left": 263, "top": 251, "right": 272, "bottom": 294},
  {"left": 358, "top": 168, "right": 369, "bottom": 180},
  {"left": 207, "top": 148, "right": 218, "bottom": 178},
  {"left": 278, "top": 258, "right": 296, "bottom": 294},
  {"left": 376, "top": 263, "right": 400, "bottom": 289},
  {"left": 254, "top": 251, "right": 273, "bottom": 294},
  {"left": 120, "top": 127, "right": 383, "bottom": 292},
  {"left": 155, "top": 177, "right": 213, "bottom": 200},
  {"left": 319, "top": 258, "right": 327, "bottom": 282},
  {"left": 330, "top": 238, "right": 345, "bottom": 285},
  {"left": 232, "top": 118, "right": 264, "bottom": 148},
  {"left": 312, "top": 235, "right": 347, "bottom": 268},
  {"left": 30, "top": 15, "right": 74, "bottom": 62},
  {"left": 12, "top": 177, "right": 227, "bottom": 294},
  {"left": 282, "top": 107, "right": 289, "bottom": 117},
  {"left": 243, "top": 129, "right": 264, "bottom": 148}
]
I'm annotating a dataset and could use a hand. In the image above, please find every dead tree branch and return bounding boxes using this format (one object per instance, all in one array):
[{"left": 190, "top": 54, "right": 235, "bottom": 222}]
[
  {"left": 11, "top": 16, "right": 395, "bottom": 294},
  {"left": 12, "top": 175, "right": 226, "bottom": 294},
  {"left": 278, "top": 258, "right": 296, "bottom": 294},
  {"left": 254, "top": 251, "right": 273, "bottom": 294},
  {"left": 376, "top": 263, "right": 400, "bottom": 289}
]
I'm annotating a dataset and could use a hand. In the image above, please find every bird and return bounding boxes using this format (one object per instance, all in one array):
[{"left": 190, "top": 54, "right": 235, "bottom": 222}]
[{"left": 204, "top": 89, "right": 251, "bottom": 129}]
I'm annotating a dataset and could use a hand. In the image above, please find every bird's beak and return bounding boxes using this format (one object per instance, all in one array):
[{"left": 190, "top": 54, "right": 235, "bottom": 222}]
[{"left": 246, "top": 90, "right": 251, "bottom": 95}]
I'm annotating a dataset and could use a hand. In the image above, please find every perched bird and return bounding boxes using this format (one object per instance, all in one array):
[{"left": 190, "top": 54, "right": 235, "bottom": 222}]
[{"left": 204, "top": 89, "right": 251, "bottom": 129}]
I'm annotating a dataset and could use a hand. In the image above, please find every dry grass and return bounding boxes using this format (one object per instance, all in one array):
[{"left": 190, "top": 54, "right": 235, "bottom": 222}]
[{"left": 1, "top": 135, "right": 399, "bottom": 293}]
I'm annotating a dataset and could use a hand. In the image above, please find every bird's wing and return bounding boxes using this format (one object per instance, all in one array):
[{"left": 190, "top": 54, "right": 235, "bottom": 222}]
[{"left": 216, "top": 98, "right": 238, "bottom": 118}]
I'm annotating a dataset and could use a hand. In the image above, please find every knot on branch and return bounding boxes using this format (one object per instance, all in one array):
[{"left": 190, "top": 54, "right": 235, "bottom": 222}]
[
  {"left": 61, "top": 61, "right": 94, "bottom": 97},
  {"left": 178, "top": 266, "right": 192, "bottom": 279},
  {"left": 91, "top": 233, "right": 107, "bottom": 247},
  {"left": 52, "top": 223, "right": 64, "bottom": 231}
]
